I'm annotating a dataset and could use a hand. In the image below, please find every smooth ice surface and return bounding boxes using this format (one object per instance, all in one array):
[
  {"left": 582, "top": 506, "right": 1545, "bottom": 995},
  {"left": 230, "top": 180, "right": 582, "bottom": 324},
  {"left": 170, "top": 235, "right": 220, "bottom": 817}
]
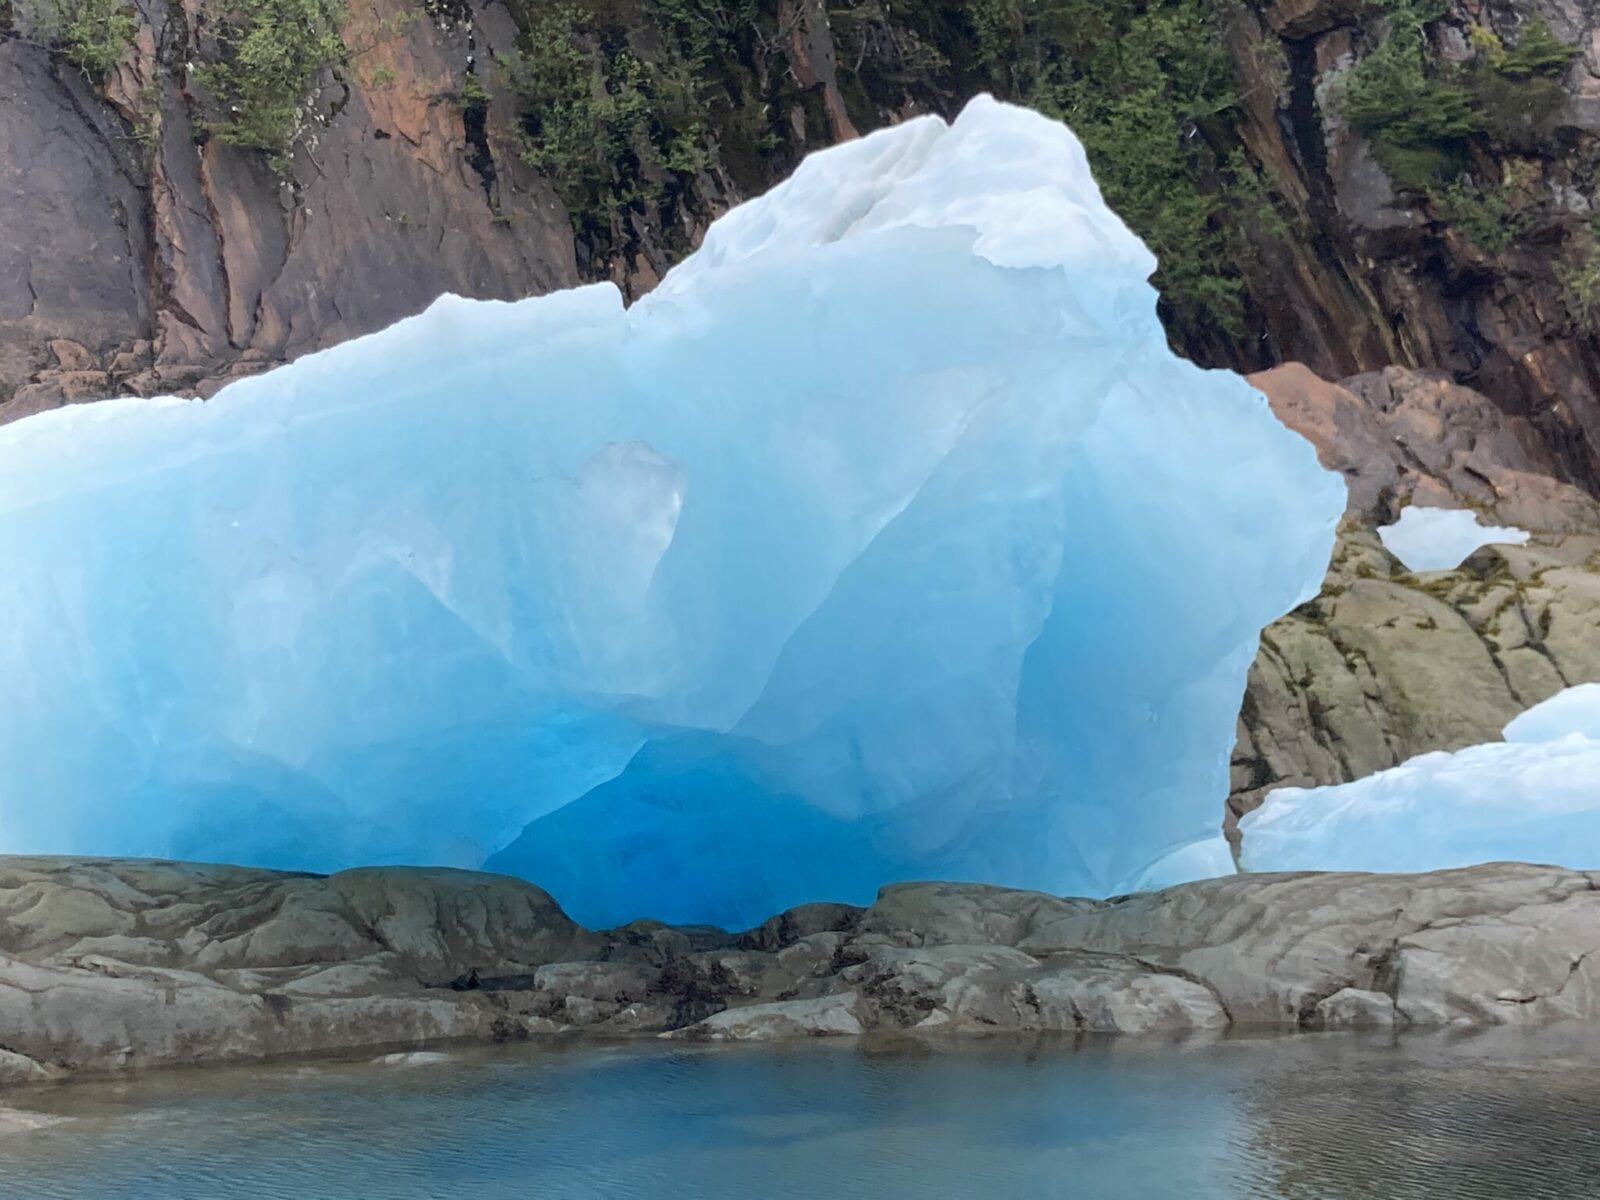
[
  {"left": 1504, "top": 683, "right": 1600, "bottom": 743},
  {"left": 1241, "top": 685, "right": 1600, "bottom": 875},
  {"left": 1378, "top": 506, "right": 1530, "bottom": 572},
  {"left": 1127, "top": 836, "right": 1238, "bottom": 891},
  {"left": 0, "top": 98, "right": 1342, "bottom": 928}
]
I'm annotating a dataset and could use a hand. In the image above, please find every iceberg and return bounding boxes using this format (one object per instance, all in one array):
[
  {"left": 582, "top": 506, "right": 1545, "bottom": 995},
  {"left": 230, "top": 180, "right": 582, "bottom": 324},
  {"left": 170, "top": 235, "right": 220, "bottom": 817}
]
[
  {"left": 1378, "top": 506, "right": 1530, "bottom": 572},
  {"left": 0, "top": 98, "right": 1342, "bottom": 928},
  {"left": 1240, "top": 686, "right": 1600, "bottom": 875}
]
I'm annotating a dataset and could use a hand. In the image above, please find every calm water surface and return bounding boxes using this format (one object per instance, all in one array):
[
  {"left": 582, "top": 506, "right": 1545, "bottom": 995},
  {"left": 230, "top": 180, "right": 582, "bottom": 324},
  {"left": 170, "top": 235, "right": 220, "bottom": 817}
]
[{"left": 2, "top": 1030, "right": 1598, "bottom": 1199}]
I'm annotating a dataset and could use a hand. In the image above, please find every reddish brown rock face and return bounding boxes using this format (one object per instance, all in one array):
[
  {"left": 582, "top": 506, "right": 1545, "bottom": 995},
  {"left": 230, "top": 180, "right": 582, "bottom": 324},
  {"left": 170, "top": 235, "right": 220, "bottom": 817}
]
[
  {"left": 1250, "top": 362, "right": 1600, "bottom": 532},
  {"left": 1219, "top": 0, "right": 1600, "bottom": 495},
  {"left": 0, "top": 0, "right": 579, "bottom": 421},
  {"left": 8, "top": 0, "right": 1600, "bottom": 503}
]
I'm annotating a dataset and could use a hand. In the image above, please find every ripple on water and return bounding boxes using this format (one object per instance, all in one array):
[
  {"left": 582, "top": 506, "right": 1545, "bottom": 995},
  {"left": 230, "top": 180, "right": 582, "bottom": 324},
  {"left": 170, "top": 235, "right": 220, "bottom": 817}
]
[{"left": 0, "top": 1030, "right": 1597, "bottom": 1199}]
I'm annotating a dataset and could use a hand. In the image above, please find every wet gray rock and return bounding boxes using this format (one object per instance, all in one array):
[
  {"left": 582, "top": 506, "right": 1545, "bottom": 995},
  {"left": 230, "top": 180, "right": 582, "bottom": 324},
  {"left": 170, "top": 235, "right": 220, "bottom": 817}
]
[
  {"left": 681, "top": 994, "right": 865, "bottom": 1041},
  {"left": 5, "top": 857, "right": 1600, "bottom": 1077}
]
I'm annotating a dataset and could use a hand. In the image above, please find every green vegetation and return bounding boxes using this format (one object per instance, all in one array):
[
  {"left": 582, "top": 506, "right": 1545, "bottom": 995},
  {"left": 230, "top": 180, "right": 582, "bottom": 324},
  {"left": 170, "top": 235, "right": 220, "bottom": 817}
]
[
  {"left": 12, "top": 0, "right": 136, "bottom": 79},
  {"left": 59, "top": 0, "right": 135, "bottom": 77},
  {"left": 1341, "top": 3, "right": 1575, "bottom": 191},
  {"left": 501, "top": 0, "right": 1276, "bottom": 334},
  {"left": 821, "top": 0, "right": 1276, "bottom": 334},
  {"left": 191, "top": 0, "right": 347, "bottom": 168},
  {"left": 491, "top": 1, "right": 1573, "bottom": 338},
  {"left": 1469, "top": 16, "right": 1576, "bottom": 79},
  {"left": 1430, "top": 174, "right": 1530, "bottom": 254},
  {"left": 1059, "top": 8, "right": 1268, "bottom": 330},
  {"left": 1560, "top": 219, "right": 1600, "bottom": 327},
  {"left": 1467, "top": 19, "right": 1576, "bottom": 151},
  {"left": 499, "top": 0, "right": 769, "bottom": 256},
  {"left": 917, "top": 0, "right": 1264, "bottom": 333},
  {"left": 499, "top": 4, "right": 665, "bottom": 244},
  {"left": 130, "top": 75, "right": 162, "bottom": 147},
  {"left": 456, "top": 68, "right": 488, "bottom": 109},
  {"left": 1341, "top": 0, "right": 1474, "bottom": 191}
]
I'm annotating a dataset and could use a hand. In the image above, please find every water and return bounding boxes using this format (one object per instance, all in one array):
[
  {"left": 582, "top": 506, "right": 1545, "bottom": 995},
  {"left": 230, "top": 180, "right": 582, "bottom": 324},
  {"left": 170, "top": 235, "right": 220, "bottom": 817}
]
[{"left": 2, "top": 1030, "right": 1599, "bottom": 1199}]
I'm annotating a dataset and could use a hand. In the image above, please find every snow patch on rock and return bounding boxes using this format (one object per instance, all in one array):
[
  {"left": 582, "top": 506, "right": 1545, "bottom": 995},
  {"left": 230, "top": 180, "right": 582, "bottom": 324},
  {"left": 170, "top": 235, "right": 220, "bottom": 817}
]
[{"left": 1378, "top": 506, "right": 1530, "bottom": 572}]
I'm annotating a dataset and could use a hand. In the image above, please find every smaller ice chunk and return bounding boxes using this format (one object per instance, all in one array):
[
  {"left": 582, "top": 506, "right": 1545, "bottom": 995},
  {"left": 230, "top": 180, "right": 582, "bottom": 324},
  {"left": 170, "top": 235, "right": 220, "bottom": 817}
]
[
  {"left": 1240, "top": 685, "right": 1600, "bottom": 875},
  {"left": 1378, "top": 506, "right": 1530, "bottom": 572},
  {"left": 1504, "top": 683, "right": 1600, "bottom": 743}
]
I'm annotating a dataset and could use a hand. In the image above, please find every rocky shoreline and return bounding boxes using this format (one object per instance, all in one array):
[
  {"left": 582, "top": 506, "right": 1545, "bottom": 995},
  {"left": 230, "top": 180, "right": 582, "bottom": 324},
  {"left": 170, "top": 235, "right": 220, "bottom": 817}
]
[{"left": 4, "top": 856, "right": 1600, "bottom": 1084}]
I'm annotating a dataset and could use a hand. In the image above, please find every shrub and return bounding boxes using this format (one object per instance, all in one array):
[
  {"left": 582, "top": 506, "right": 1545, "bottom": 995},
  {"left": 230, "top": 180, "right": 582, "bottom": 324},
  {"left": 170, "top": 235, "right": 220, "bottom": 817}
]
[
  {"left": 1467, "top": 18, "right": 1575, "bottom": 151},
  {"left": 1341, "top": 4, "right": 1577, "bottom": 189},
  {"left": 1341, "top": 0, "right": 1477, "bottom": 191},
  {"left": 192, "top": 0, "right": 347, "bottom": 167},
  {"left": 1561, "top": 221, "right": 1600, "bottom": 327},
  {"left": 456, "top": 69, "right": 487, "bottom": 108},
  {"left": 500, "top": 0, "right": 770, "bottom": 252},
  {"left": 835, "top": 0, "right": 1263, "bottom": 335},
  {"left": 500, "top": 0, "right": 1276, "bottom": 335},
  {"left": 1431, "top": 176, "right": 1529, "bottom": 253},
  {"left": 12, "top": 0, "right": 136, "bottom": 79},
  {"left": 61, "top": 0, "right": 135, "bottom": 77},
  {"left": 1498, "top": 16, "right": 1577, "bottom": 80}
]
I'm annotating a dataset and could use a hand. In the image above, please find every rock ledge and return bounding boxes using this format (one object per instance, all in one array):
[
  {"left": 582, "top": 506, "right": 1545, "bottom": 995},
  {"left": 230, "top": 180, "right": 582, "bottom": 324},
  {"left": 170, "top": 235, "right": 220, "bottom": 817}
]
[{"left": 2, "top": 858, "right": 1597, "bottom": 1082}]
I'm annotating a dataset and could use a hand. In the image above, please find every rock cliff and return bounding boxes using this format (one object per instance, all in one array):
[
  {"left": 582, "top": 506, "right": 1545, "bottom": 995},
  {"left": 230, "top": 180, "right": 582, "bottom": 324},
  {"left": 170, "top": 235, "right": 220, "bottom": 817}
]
[
  {"left": 0, "top": 0, "right": 579, "bottom": 419},
  {"left": 1233, "top": 364, "right": 1600, "bottom": 841},
  {"left": 3, "top": 856, "right": 1600, "bottom": 1080},
  {"left": 10, "top": 0, "right": 1600, "bottom": 498}
]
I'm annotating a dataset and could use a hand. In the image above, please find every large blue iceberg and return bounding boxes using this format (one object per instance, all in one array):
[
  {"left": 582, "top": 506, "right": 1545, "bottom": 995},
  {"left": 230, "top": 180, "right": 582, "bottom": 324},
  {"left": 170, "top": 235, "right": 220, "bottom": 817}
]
[{"left": 0, "top": 98, "right": 1342, "bottom": 927}]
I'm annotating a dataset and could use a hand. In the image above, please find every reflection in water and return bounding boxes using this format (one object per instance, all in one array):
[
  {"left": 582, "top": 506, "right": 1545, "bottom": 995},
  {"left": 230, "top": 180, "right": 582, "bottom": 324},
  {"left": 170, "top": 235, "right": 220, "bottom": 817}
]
[
  {"left": 1242, "top": 1029, "right": 1600, "bottom": 1199},
  {"left": 0, "top": 1029, "right": 1595, "bottom": 1199}
]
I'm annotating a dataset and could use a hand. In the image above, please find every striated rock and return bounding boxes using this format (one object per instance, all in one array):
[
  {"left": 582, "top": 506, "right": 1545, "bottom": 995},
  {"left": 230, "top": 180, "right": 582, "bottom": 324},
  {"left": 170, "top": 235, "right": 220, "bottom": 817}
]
[
  {"left": 6, "top": 857, "right": 1600, "bottom": 1074},
  {"left": 1026, "top": 966, "right": 1230, "bottom": 1036},
  {"left": 735, "top": 902, "right": 864, "bottom": 953},
  {"left": 0, "top": 0, "right": 578, "bottom": 424},
  {"left": 1232, "top": 527, "right": 1600, "bottom": 824},
  {"left": 1217, "top": 0, "right": 1600, "bottom": 493},
  {"left": 0, "top": 1051, "right": 58, "bottom": 1086},
  {"left": 851, "top": 882, "right": 1096, "bottom": 950}
]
